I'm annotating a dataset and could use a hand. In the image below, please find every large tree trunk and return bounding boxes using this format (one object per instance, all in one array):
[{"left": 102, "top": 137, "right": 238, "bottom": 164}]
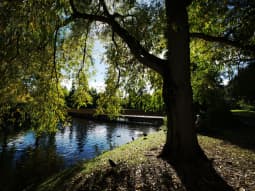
[
  {"left": 160, "top": 1, "right": 234, "bottom": 190},
  {"left": 161, "top": 0, "right": 204, "bottom": 163}
]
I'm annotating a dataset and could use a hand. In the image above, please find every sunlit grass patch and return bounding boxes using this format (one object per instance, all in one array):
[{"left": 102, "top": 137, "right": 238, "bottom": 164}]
[{"left": 79, "top": 130, "right": 166, "bottom": 172}]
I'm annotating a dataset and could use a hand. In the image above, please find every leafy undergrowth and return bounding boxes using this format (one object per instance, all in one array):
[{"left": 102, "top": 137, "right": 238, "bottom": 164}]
[{"left": 37, "top": 130, "right": 255, "bottom": 191}]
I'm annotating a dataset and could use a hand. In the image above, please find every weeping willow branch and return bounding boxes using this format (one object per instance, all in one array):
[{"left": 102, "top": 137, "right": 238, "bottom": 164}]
[
  {"left": 82, "top": 24, "right": 91, "bottom": 67},
  {"left": 111, "top": 31, "right": 121, "bottom": 89},
  {"left": 77, "top": 23, "right": 91, "bottom": 85},
  {"left": 69, "top": 0, "right": 166, "bottom": 75},
  {"left": 53, "top": 24, "right": 60, "bottom": 86},
  {"left": 53, "top": 24, "right": 61, "bottom": 100}
]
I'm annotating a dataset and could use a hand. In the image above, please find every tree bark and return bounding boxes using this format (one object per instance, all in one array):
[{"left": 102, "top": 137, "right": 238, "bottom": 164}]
[{"left": 161, "top": 0, "right": 204, "bottom": 163}]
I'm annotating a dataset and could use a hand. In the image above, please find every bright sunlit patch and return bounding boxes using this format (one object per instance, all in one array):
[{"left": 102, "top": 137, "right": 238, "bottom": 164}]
[
  {"left": 61, "top": 78, "right": 72, "bottom": 90},
  {"left": 134, "top": 131, "right": 143, "bottom": 135},
  {"left": 94, "top": 126, "right": 107, "bottom": 134}
]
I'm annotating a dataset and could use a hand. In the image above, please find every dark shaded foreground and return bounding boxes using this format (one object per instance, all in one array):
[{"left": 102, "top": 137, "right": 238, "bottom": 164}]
[
  {"left": 59, "top": 144, "right": 254, "bottom": 191},
  {"left": 63, "top": 147, "right": 186, "bottom": 191},
  {"left": 163, "top": 157, "right": 234, "bottom": 191}
]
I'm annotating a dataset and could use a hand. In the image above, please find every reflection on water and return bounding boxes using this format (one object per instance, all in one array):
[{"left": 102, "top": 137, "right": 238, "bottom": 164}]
[{"left": 0, "top": 118, "right": 159, "bottom": 191}]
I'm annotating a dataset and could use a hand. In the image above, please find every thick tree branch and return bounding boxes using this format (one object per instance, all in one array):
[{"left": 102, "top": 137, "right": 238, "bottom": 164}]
[
  {"left": 82, "top": 24, "right": 90, "bottom": 67},
  {"left": 69, "top": 0, "right": 166, "bottom": 75},
  {"left": 77, "top": 23, "right": 91, "bottom": 85},
  {"left": 107, "top": 18, "right": 166, "bottom": 75},
  {"left": 190, "top": 32, "right": 255, "bottom": 53}
]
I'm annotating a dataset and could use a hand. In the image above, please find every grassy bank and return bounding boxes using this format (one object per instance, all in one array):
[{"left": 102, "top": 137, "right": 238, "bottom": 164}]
[
  {"left": 36, "top": 126, "right": 255, "bottom": 191},
  {"left": 36, "top": 131, "right": 166, "bottom": 191}
]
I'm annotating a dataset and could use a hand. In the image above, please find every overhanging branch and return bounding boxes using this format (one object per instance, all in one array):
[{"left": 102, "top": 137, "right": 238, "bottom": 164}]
[
  {"left": 190, "top": 32, "right": 255, "bottom": 53},
  {"left": 111, "top": 31, "right": 121, "bottom": 89},
  {"left": 69, "top": 0, "right": 166, "bottom": 75}
]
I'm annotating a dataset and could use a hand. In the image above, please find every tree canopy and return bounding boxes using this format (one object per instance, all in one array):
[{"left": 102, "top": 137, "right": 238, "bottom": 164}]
[{"left": 1, "top": 0, "right": 254, "bottom": 131}]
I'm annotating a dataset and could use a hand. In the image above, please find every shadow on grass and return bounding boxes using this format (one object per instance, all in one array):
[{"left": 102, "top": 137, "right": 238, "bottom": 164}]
[
  {"left": 168, "top": 158, "right": 234, "bottom": 191},
  {"left": 64, "top": 158, "right": 234, "bottom": 191},
  {"left": 198, "top": 116, "right": 255, "bottom": 152},
  {"left": 54, "top": 162, "right": 186, "bottom": 191}
]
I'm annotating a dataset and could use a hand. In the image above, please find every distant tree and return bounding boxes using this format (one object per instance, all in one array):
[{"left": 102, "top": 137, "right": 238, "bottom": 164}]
[
  {"left": 96, "top": 64, "right": 122, "bottom": 118},
  {"left": 87, "top": 88, "right": 100, "bottom": 108},
  {"left": 65, "top": 82, "right": 76, "bottom": 108},
  {"left": 123, "top": 89, "right": 164, "bottom": 113}
]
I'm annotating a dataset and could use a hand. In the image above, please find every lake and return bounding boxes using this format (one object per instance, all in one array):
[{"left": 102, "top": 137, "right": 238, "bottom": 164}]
[{"left": 0, "top": 117, "right": 159, "bottom": 191}]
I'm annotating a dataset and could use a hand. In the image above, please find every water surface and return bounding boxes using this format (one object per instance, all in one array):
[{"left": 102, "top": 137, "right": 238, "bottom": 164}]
[{"left": 0, "top": 118, "right": 159, "bottom": 190}]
